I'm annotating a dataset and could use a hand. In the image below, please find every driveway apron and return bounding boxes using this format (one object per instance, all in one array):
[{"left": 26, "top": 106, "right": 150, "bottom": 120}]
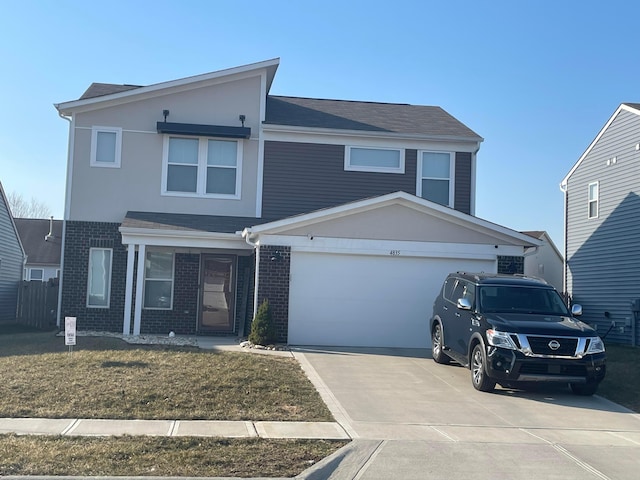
[{"left": 294, "top": 347, "right": 640, "bottom": 480}]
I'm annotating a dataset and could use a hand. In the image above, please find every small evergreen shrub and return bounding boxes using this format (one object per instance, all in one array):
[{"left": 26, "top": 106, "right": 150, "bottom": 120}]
[{"left": 248, "top": 299, "right": 276, "bottom": 345}]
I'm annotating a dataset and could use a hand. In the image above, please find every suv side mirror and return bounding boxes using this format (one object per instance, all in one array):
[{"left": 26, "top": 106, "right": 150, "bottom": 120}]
[
  {"left": 571, "top": 304, "right": 583, "bottom": 316},
  {"left": 457, "top": 298, "right": 472, "bottom": 310}
]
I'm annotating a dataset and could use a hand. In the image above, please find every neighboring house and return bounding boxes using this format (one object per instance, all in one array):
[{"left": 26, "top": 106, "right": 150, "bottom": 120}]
[
  {"left": 0, "top": 181, "right": 26, "bottom": 323},
  {"left": 14, "top": 217, "right": 62, "bottom": 281},
  {"left": 561, "top": 102, "right": 640, "bottom": 346},
  {"left": 521, "top": 231, "right": 563, "bottom": 291},
  {"left": 54, "top": 58, "right": 539, "bottom": 348}
]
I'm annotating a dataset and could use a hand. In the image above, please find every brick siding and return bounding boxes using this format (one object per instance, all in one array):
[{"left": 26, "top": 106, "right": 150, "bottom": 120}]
[
  {"left": 61, "top": 221, "right": 127, "bottom": 332},
  {"left": 256, "top": 245, "right": 290, "bottom": 342},
  {"left": 497, "top": 255, "right": 524, "bottom": 275}
]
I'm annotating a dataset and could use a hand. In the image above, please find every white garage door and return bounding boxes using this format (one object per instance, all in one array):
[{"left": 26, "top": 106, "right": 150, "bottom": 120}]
[{"left": 288, "top": 252, "right": 495, "bottom": 348}]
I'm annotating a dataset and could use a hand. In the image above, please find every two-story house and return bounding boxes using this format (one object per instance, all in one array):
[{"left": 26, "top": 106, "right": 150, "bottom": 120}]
[
  {"left": 0, "top": 181, "right": 25, "bottom": 323},
  {"left": 561, "top": 102, "right": 640, "bottom": 346},
  {"left": 55, "top": 58, "right": 538, "bottom": 348}
]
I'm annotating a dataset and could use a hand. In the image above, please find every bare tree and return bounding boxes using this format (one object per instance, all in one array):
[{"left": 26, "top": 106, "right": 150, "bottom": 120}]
[{"left": 7, "top": 191, "right": 52, "bottom": 219}]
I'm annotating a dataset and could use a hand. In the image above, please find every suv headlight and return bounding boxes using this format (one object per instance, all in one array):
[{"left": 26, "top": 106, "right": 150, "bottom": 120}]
[
  {"left": 486, "top": 329, "right": 518, "bottom": 350},
  {"left": 586, "top": 336, "right": 605, "bottom": 354}
]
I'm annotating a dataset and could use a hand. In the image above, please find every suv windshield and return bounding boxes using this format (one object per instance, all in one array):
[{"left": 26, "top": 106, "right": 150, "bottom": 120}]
[{"left": 478, "top": 285, "right": 570, "bottom": 316}]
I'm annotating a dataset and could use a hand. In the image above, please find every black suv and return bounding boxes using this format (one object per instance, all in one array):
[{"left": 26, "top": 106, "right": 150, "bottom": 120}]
[{"left": 430, "top": 272, "right": 606, "bottom": 395}]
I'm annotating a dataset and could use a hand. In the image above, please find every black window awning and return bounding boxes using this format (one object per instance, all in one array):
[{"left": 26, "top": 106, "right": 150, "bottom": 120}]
[{"left": 156, "top": 122, "right": 251, "bottom": 139}]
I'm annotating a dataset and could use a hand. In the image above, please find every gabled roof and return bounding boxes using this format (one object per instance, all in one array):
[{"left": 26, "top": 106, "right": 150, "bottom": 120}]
[
  {"left": 14, "top": 218, "right": 62, "bottom": 265},
  {"left": 265, "top": 96, "right": 482, "bottom": 140},
  {"left": 55, "top": 58, "right": 280, "bottom": 115},
  {"left": 561, "top": 103, "right": 640, "bottom": 188},
  {"left": 244, "top": 191, "right": 539, "bottom": 247},
  {"left": 521, "top": 230, "right": 563, "bottom": 260}
]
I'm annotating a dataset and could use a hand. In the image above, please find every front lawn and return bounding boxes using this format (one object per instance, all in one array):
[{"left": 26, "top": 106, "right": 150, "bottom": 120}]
[
  {"left": 0, "top": 328, "right": 346, "bottom": 477},
  {"left": 598, "top": 343, "right": 640, "bottom": 412},
  {"left": 0, "top": 435, "right": 346, "bottom": 477},
  {"left": 0, "top": 330, "right": 332, "bottom": 421}
]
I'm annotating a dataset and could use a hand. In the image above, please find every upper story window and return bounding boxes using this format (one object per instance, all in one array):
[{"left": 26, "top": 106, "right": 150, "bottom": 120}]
[
  {"left": 588, "top": 181, "right": 599, "bottom": 218},
  {"left": 162, "top": 136, "right": 242, "bottom": 198},
  {"left": 90, "top": 126, "right": 122, "bottom": 168},
  {"left": 418, "top": 151, "right": 454, "bottom": 207},
  {"left": 87, "top": 248, "right": 112, "bottom": 308},
  {"left": 344, "top": 146, "right": 404, "bottom": 173}
]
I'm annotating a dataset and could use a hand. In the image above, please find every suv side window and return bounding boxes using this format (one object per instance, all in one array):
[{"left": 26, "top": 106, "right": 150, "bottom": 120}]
[
  {"left": 452, "top": 280, "right": 475, "bottom": 308},
  {"left": 444, "top": 278, "right": 475, "bottom": 308},
  {"left": 442, "top": 278, "right": 456, "bottom": 302}
]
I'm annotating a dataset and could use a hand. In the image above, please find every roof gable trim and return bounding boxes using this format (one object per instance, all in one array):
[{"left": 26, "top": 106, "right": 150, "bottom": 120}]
[
  {"left": 561, "top": 103, "right": 640, "bottom": 188},
  {"left": 243, "top": 191, "right": 540, "bottom": 247},
  {"left": 56, "top": 58, "right": 280, "bottom": 114}
]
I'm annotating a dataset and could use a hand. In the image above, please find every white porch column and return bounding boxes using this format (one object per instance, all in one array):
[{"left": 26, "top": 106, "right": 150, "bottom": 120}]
[
  {"left": 133, "top": 243, "right": 146, "bottom": 336},
  {"left": 122, "top": 244, "right": 136, "bottom": 335}
]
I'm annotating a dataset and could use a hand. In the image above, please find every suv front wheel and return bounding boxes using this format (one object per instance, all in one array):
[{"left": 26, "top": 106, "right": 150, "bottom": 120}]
[
  {"left": 471, "top": 344, "right": 496, "bottom": 392},
  {"left": 570, "top": 381, "right": 599, "bottom": 396},
  {"left": 431, "top": 323, "right": 450, "bottom": 364}
]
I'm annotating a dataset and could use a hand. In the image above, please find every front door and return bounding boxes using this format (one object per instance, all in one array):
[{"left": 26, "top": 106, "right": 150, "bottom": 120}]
[{"left": 200, "top": 255, "right": 236, "bottom": 333}]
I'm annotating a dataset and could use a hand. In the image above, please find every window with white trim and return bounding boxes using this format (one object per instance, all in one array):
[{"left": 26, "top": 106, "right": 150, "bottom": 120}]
[
  {"left": 143, "top": 251, "right": 174, "bottom": 310},
  {"left": 87, "top": 248, "right": 112, "bottom": 307},
  {"left": 90, "top": 126, "right": 122, "bottom": 167},
  {"left": 163, "top": 136, "right": 241, "bottom": 197},
  {"left": 418, "top": 151, "right": 454, "bottom": 207},
  {"left": 28, "top": 268, "right": 44, "bottom": 281},
  {"left": 344, "top": 146, "right": 404, "bottom": 173},
  {"left": 588, "top": 182, "right": 599, "bottom": 218}
]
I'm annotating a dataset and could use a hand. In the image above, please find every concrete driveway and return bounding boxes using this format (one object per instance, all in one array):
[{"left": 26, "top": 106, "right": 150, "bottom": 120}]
[{"left": 294, "top": 347, "right": 640, "bottom": 480}]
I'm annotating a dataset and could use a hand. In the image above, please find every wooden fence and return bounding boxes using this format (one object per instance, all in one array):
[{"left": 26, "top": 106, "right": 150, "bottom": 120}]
[{"left": 16, "top": 279, "right": 59, "bottom": 329}]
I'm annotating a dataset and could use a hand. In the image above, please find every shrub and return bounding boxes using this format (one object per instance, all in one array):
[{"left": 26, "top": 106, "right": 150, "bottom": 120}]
[{"left": 248, "top": 299, "right": 276, "bottom": 345}]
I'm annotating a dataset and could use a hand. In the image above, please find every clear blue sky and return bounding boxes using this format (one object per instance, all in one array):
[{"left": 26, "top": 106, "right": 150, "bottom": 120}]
[{"left": 1, "top": 0, "right": 639, "bottom": 248}]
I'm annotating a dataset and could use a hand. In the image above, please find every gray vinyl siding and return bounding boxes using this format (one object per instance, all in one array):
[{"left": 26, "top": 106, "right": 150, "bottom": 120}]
[
  {"left": 565, "top": 108, "right": 640, "bottom": 345},
  {"left": 0, "top": 193, "right": 24, "bottom": 323},
  {"left": 263, "top": 141, "right": 473, "bottom": 220},
  {"left": 262, "top": 141, "right": 417, "bottom": 219},
  {"left": 454, "top": 152, "right": 472, "bottom": 214}
]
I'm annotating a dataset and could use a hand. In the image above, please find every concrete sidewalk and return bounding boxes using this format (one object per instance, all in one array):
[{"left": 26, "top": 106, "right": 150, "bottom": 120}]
[{"left": 0, "top": 417, "right": 350, "bottom": 440}]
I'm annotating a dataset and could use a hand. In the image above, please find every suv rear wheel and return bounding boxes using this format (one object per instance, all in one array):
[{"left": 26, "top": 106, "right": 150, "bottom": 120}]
[
  {"left": 471, "top": 344, "right": 496, "bottom": 392},
  {"left": 431, "top": 323, "right": 450, "bottom": 364}
]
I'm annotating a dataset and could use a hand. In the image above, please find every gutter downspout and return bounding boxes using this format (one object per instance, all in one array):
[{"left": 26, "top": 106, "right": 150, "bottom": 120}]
[
  {"left": 560, "top": 180, "right": 569, "bottom": 297},
  {"left": 242, "top": 229, "right": 260, "bottom": 321},
  {"left": 56, "top": 111, "right": 74, "bottom": 329}
]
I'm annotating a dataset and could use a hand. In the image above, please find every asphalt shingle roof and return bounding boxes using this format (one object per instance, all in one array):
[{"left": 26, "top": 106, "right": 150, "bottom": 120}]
[
  {"left": 121, "top": 212, "right": 266, "bottom": 234},
  {"left": 14, "top": 218, "right": 62, "bottom": 265},
  {"left": 80, "top": 83, "right": 142, "bottom": 100},
  {"left": 265, "top": 95, "right": 482, "bottom": 139},
  {"left": 73, "top": 83, "right": 481, "bottom": 139}
]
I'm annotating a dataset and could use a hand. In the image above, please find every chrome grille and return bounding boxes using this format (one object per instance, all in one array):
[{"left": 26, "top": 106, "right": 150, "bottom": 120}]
[{"left": 527, "top": 336, "right": 577, "bottom": 356}]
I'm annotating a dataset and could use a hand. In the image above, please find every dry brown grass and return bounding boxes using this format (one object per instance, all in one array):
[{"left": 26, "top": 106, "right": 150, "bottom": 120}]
[
  {"left": 0, "top": 330, "right": 332, "bottom": 421},
  {"left": 0, "top": 434, "right": 347, "bottom": 477},
  {"left": 598, "top": 343, "right": 640, "bottom": 412}
]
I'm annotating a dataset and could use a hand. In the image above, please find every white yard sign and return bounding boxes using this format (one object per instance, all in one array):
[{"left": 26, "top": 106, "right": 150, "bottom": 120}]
[{"left": 65, "top": 317, "right": 77, "bottom": 346}]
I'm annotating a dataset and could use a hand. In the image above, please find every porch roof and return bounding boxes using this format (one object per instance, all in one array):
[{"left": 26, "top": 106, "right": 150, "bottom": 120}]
[{"left": 122, "top": 211, "right": 265, "bottom": 234}]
